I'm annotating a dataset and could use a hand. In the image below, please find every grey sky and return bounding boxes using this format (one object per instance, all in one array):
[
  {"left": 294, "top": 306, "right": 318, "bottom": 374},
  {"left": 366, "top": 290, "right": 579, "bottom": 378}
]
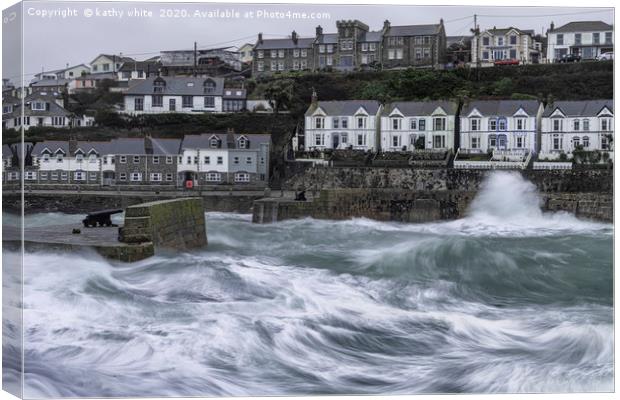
[{"left": 2, "top": 1, "right": 614, "bottom": 85}]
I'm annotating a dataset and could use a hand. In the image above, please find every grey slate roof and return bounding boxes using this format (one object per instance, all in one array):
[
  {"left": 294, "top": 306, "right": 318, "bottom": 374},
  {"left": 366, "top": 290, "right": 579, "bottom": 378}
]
[
  {"left": 384, "top": 101, "right": 458, "bottom": 116},
  {"left": 485, "top": 27, "right": 533, "bottom": 37},
  {"left": 315, "top": 33, "right": 339, "bottom": 45},
  {"left": 385, "top": 24, "right": 441, "bottom": 37},
  {"left": 542, "top": 100, "right": 613, "bottom": 117},
  {"left": 150, "top": 138, "right": 182, "bottom": 155},
  {"left": 461, "top": 100, "right": 541, "bottom": 117},
  {"left": 360, "top": 31, "right": 383, "bottom": 42},
  {"left": 109, "top": 138, "right": 147, "bottom": 155},
  {"left": 550, "top": 21, "right": 613, "bottom": 33},
  {"left": 33, "top": 141, "right": 70, "bottom": 155},
  {"left": 255, "top": 37, "right": 314, "bottom": 50},
  {"left": 125, "top": 76, "right": 225, "bottom": 96},
  {"left": 92, "top": 54, "right": 136, "bottom": 63},
  {"left": 306, "top": 100, "right": 381, "bottom": 116},
  {"left": 181, "top": 133, "right": 271, "bottom": 150},
  {"left": 5, "top": 94, "right": 72, "bottom": 118},
  {"left": 75, "top": 141, "right": 112, "bottom": 155},
  {"left": 31, "top": 79, "right": 70, "bottom": 87}
]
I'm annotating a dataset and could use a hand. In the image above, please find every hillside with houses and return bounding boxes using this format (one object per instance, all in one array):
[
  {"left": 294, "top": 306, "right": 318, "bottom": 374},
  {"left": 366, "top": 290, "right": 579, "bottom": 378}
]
[{"left": 1, "top": 17, "right": 614, "bottom": 188}]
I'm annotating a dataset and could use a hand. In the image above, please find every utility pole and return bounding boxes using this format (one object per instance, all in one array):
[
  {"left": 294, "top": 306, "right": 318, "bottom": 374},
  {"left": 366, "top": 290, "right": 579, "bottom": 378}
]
[{"left": 193, "top": 41, "right": 197, "bottom": 77}]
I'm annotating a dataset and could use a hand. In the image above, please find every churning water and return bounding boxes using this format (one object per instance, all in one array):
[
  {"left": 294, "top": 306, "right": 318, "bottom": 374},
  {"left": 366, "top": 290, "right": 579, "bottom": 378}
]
[{"left": 2, "top": 172, "right": 614, "bottom": 397}]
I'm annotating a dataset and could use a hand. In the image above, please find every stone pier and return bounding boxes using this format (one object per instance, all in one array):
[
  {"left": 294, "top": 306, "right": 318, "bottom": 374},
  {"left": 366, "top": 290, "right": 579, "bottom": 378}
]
[
  {"left": 3, "top": 198, "right": 208, "bottom": 262},
  {"left": 119, "top": 198, "right": 207, "bottom": 250}
]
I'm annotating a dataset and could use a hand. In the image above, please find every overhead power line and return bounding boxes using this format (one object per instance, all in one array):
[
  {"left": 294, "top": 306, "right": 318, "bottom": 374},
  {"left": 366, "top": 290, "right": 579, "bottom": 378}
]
[{"left": 477, "top": 9, "right": 612, "bottom": 18}]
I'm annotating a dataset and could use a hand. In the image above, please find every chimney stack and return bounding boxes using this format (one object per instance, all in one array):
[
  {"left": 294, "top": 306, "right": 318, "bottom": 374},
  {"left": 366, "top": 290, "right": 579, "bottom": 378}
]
[
  {"left": 549, "top": 22, "right": 555, "bottom": 32},
  {"left": 383, "top": 20, "right": 391, "bottom": 32},
  {"left": 258, "top": 32, "right": 263, "bottom": 44},
  {"left": 292, "top": 30, "right": 298, "bottom": 44},
  {"left": 315, "top": 25, "right": 323, "bottom": 36},
  {"left": 311, "top": 88, "right": 318, "bottom": 105}
]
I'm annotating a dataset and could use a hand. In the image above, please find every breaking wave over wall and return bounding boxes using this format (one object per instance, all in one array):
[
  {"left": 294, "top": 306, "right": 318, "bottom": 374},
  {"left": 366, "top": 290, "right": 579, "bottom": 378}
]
[{"left": 3, "top": 172, "right": 613, "bottom": 396}]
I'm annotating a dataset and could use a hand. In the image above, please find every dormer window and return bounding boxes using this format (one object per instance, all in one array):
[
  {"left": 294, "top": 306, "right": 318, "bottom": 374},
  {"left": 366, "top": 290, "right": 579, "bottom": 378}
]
[
  {"left": 498, "top": 119, "right": 507, "bottom": 131},
  {"left": 89, "top": 154, "right": 97, "bottom": 163},
  {"left": 42, "top": 153, "right": 50, "bottom": 162},
  {"left": 56, "top": 154, "right": 63, "bottom": 162},
  {"left": 31, "top": 101, "right": 46, "bottom": 111},
  {"left": 75, "top": 153, "right": 84, "bottom": 163},
  {"left": 204, "top": 79, "right": 216, "bottom": 94},
  {"left": 238, "top": 137, "right": 248, "bottom": 149},
  {"left": 210, "top": 136, "right": 220, "bottom": 148}
]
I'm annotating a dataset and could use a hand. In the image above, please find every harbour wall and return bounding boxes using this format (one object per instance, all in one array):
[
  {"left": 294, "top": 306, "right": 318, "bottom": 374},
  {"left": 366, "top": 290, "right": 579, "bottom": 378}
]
[
  {"left": 253, "top": 189, "right": 613, "bottom": 223},
  {"left": 120, "top": 198, "right": 207, "bottom": 251},
  {"left": 2, "top": 192, "right": 262, "bottom": 214},
  {"left": 281, "top": 166, "right": 613, "bottom": 193},
  {"left": 264, "top": 166, "right": 613, "bottom": 223}
]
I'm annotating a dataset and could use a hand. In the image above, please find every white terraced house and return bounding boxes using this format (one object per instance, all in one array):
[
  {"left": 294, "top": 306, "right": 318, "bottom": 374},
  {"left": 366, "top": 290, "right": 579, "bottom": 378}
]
[
  {"left": 304, "top": 95, "right": 382, "bottom": 151},
  {"left": 547, "top": 21, "right": 613, "bottom": 62},
  {"left": 459, "top": 100, "right": 543, "bottom": 154},
  {"left": 122, "top": 76, "right": 225, "bottom": 114},
  {"left": 177, "top": 132, "right": 271, "bottom": 186},
  {"left": 539, "top": 100, "right": 613, "bottom": 159},
  {"left": 380, "top": 101, "right": 458, "bottom": 152},
  {"left": 31, "top": 141, "right": 111, "bottom": 185}
]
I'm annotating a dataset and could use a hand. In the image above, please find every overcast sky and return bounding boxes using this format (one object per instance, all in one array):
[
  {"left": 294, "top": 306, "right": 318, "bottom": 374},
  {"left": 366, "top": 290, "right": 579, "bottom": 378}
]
[{"left": 2, "top": 1, "right": 614, "bottom": 84}]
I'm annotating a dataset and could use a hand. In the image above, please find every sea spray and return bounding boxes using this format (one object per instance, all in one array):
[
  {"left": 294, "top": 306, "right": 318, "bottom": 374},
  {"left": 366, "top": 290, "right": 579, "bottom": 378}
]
[
  {"left": 2, "top": 171, "right": 613, "bottom": 396},
  {"left": 468, "top": 171, "right": 543, "bottom": 220}
]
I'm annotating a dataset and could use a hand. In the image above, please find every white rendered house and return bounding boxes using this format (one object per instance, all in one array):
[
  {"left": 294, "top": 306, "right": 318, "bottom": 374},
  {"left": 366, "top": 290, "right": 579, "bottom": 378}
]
[
  {"left": 122, "top": 76, "right": 225, "bottom": 114},
  {"left": 304, "top": 97, "right": 382, "bottom": 151},
  {"left": 459, "top": 100, "right": 543, "bottom": 154},
  {"left": 540, "top": 100, "right": 613, "bottom": 159},
  {"left": 380, "top": 101, "right": 458, "bottom": 151},
  {"left": 547, "top": 21, "right": 613, "bottom": 62}
]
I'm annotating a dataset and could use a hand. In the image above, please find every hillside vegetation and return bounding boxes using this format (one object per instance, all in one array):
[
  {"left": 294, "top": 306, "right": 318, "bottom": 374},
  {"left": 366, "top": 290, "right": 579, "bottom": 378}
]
[{"left": 6, "top": 61, "right": 612, "bottom": 148}]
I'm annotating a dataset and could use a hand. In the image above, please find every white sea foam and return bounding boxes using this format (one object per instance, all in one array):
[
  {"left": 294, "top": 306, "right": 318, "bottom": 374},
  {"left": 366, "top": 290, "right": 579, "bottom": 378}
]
[{"left": 2, "top": 172, "right": 613, "bottom": 397}]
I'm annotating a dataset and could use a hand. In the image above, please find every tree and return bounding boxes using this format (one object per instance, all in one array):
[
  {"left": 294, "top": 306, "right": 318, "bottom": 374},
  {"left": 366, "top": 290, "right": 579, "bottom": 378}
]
[{"left": 264, "top": 79, "right": 295, "bottom": 113}]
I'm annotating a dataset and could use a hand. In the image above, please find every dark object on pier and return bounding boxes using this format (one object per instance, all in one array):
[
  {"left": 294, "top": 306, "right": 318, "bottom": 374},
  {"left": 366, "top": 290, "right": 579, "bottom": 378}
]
[
  {"left": 82, "top": 209, "right": 123, "bottom": 228},
  {"left": 72, "top": 228, "right": 81, "bottom": 234},
  {"left": 294, "top": 190, "right": 307, "bottom": 202}
]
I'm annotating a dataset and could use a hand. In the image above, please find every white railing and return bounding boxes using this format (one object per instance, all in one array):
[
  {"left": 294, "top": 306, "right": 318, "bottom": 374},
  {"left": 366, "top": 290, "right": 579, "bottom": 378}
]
[
  {"left": 292, "top": 158, "right": 330, "bottom": 166},
  {"left": 454, "top": 150, "right": 530, "bottom": 170},
  {"left": 532, "top": 162, "right": 573, "bottom": 170}
]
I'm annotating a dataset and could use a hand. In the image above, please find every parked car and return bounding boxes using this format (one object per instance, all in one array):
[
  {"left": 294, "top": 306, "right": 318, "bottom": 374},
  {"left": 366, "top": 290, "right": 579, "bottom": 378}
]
[
  {"left": 494, "top": 59, "right": 520, "bottom": 66},
  {"left": 597, "top": 52, "right": 614, "bottom": 61},
  {"left": 557, "top": 54, "right": 581, "bottom": 63}
]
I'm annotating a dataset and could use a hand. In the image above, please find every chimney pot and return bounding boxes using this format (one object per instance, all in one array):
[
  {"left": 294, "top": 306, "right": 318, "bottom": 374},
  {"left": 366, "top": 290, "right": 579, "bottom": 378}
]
[{"left": 315, "top": 25, "right": 323, "bottom": 36}]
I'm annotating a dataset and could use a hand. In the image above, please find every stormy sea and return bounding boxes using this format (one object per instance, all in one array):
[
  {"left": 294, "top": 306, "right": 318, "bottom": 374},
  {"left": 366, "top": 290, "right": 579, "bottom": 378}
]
[{"left": 2, "top": 172, "right": 614, "bottom": 397}]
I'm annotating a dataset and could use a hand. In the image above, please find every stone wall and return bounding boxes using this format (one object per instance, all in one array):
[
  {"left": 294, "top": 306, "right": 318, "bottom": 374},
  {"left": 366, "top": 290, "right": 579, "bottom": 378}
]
[
  {"left": 119, "top": 198, "right": 207, "bottom": 251},
  {"left": 281, "top": 166, "right": 613, "bottom": 193},
  {"left": 2, "top": 192, "right": 261, "bottom": 214},
  {"left": 254, "top": 188, "right": 613, "bottom": 224}
]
